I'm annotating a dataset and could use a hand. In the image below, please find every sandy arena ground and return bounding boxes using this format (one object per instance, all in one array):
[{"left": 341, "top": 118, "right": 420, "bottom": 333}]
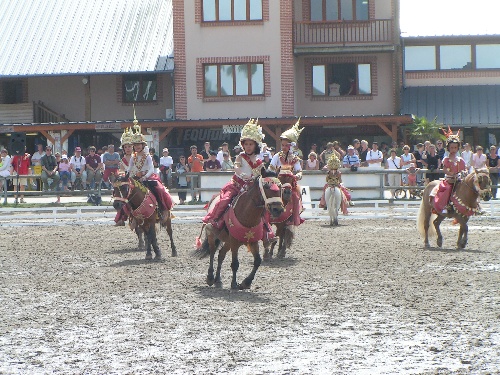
[{"left": 0, "top": 218, "right": 499, "bottom": 374}]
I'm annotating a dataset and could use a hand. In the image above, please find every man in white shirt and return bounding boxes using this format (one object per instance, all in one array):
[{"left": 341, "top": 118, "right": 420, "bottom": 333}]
[
  {"left": 159, "top": 148, "right": 173, "bottom": 187},
  {"left": 386, "top": 149, "right": 401, "bottom": 198},
  {"left": 366, "top": 142, "right": 383, "bottom": 168},
  {"left": 216, "top": 142, "right": 230, "bottom": 164},
  {"left": 70, "top": 146, "right": 87, "bottom": 189}
]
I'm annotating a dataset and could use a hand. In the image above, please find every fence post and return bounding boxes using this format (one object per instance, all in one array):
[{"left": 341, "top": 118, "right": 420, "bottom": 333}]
[
  {"left": 379, "top": 172, "right": 385, "bottom": 199},
  {"left": 2, "top": 177, "right": 7, "bottom": 205},
  {"left": 190, "top": 174, "right": 197, "bottom": 201}
]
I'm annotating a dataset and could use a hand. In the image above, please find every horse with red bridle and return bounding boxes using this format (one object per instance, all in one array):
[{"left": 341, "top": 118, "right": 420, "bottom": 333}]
[
  {"left": 263, "top": 169, "right": 301, "bottom": 259},
  {"left": 113, "top": 174, "right": 177, "bottom": 259},
  {"left": 195, "top": 168, "right": 284, "bottom": 290},
  {"left": 417, "top": 168, "right": 492, "bottom": 249}
]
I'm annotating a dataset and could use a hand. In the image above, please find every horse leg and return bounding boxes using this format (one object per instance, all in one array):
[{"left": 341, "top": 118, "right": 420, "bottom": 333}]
[
  {"left": 239, "top": 243, "right": 262, "bottom": 290},
  {"left": 277, "top": 235, "right": 286, "bottom": 259},
  {"left": 214, "top": 242, "right": 230, "bottom": 288},
  {"left": 433, "top": 215, "right": 445, "bottom": 248},
  {"left": 458, "top": 219, "right": 468, "bottom": 249},
  {"left": 165, "top": 217, "right": 177, "bottom": 257},
  {"left": 206, "top": 232, "right": 217, "bottom": 286},
  {"left": 135, "top": 227, "right": 145, "bottom": 250},
  {"left": 144, "top": 225, "right": 153, "bottom": 260},
  {"left": 423, "top": 212, "right": 431, "bottom": 248},
  {"left": 150, "top": 222, "right": 162, "bottom": 260},
  {"left": 230, "top": 240, "right": 240, "bottom": 290}
]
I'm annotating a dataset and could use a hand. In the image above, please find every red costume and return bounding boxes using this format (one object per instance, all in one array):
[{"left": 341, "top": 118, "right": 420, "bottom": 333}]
[{"left": 434, "top": 156, "right": 466, "bottom": 212}]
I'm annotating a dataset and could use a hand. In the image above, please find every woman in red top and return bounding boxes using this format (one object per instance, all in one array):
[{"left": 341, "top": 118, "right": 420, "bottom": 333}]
[{"left": 12, "top": 148, "right": 31, "bottom": 203}]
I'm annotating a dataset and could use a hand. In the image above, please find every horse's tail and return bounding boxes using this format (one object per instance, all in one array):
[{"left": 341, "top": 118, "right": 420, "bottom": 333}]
[
  {"left": 417, "top": 188, "right": 437, "bottom": 239},
  {"left": 193, "top": 224, "right": 221, "bottom": 258}
]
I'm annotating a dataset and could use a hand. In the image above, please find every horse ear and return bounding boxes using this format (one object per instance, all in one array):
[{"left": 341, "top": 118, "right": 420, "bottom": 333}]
[
  {"left": 276, "top": 166, "right": 281, "bottom": 175},
  {"left": 261, "top": 166, "right": 267, "bottom": 177}
]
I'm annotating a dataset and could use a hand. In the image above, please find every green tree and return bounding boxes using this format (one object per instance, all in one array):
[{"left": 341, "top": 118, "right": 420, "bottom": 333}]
[{"left": 407, "top": 116, "right": 446, "bottom": 143}]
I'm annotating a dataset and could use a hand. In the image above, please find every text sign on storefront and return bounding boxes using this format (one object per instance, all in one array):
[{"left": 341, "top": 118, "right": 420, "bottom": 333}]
[
  {"left": 222, "top": 125, "right": 244, "bottom": 134},
  {"left": 0, "top": 126, "right": 14, "bottom": 133},
  {"left": 95, "top": 123, "right": 122, "bottom": 131}
]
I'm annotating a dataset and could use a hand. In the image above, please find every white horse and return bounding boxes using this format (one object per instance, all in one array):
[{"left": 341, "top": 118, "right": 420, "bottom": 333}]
[{"left": 325, "top": 186, "right": 342, "bottom": 226}]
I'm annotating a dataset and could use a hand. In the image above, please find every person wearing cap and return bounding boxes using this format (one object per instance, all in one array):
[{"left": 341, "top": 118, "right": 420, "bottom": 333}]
[
  {"left": 204, "top": 150, "right": 221, "bottom": 172},
  {"left": 57, "top": 154, "right": 72, "bottom": 191},
  {"left": 85, "top": 146, "right": 103, "bottom": 190},
  {"left": 69, "top": 146, "right": 87, "bottom": 189},
  {"left": 128, "top": 122, "right": 173, "bottom": 225},
  {"left": 270, "top": 119, "right": 305, "bottom": 227},
  {"left": 159, "top": 148, "right": 174, "bottom": 187},
  {"left": 261, "top": 152, "right": 271, "bottom": 169},
  {"left": 366, "top": 141, "right": 384, "bottom": 168},
  {"left": 40, "top": 146, "right": 60, "bottom": 201},
  {"left": 217, "top": 142, "right": 229, "bottom": 164},
  {"left": 202, "top": 119, "right": 276, "bottom": 242},
  {"left": 221, "top": 152, "right": 234, "bottom": 171},
  {"left": 342, "top": 146, "right": 360, "bottom": 168},
  {"left": 319, "top": 153, "right": 353, "bottom": 212}
]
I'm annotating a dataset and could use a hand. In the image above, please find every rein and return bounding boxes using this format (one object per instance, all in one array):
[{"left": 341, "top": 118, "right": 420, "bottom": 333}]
[{"left": 113, "top": 179, "right": 140, "bottom": 206}]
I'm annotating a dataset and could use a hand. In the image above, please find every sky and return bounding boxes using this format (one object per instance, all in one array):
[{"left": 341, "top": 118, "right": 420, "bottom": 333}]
[{"left": 400, "top": 0, "right": 500, "bottom": 36}]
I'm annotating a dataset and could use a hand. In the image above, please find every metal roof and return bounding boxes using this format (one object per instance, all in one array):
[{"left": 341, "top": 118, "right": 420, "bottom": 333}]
[
  {"left": 0, "top": 0, "right": 173, "bottom": 77},
  {"left": 401, "top": 85, "right": 500, "bottom": 128}
]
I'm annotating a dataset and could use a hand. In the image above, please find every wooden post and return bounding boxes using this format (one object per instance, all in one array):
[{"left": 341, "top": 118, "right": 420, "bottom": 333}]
[{"left": 84, "top": 77, "right": 91, "bottom": 121}]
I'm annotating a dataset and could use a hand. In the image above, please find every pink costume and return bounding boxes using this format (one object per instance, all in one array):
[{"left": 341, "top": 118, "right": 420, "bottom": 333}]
[
  {"left": 434, "top": 156, "right": 466, "bottom": 212},
  {"left": 270, "top": 151, "right": 304, "bottom": 226},
  {"left": 128, "top": 152, "right": 173, "bottom": 212},
  {"left": 203, "top": 153, "right": 263, "bottom": 230}
]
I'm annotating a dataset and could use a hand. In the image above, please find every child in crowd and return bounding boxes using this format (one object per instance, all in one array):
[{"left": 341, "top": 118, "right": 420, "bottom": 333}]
[{"left": 58, "top": 155, "right": 71, "bottom": 191}]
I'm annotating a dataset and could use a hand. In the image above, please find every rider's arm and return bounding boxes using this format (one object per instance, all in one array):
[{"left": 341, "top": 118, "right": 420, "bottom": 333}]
[{"left": 143, "top": 156, "right": 154, "bottom": 179}]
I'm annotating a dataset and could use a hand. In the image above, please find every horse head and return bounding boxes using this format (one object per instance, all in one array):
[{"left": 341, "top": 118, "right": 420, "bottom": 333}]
[
  {"left": 473, "top": 168, "right": 492, "bottom": 201},
  {"left": 112, "top": 173, "right": 132, "bottom": 211},
  {"left": 259, "top": 167, "right": 285, "bottom": 218},
  {"left": 276, "top": 168, "right": 296, "bottom": 203}
]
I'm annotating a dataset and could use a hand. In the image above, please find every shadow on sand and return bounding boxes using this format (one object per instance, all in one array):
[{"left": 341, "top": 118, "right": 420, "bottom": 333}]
[
  {"left": 423, "top": 246, "right": 487, "bottom": 254},
  {"left": 193, "top": 285, "right": 270, "bottom": 303},
  {"left": 261, "top": 257, "right": 299, "bottom": 268}
]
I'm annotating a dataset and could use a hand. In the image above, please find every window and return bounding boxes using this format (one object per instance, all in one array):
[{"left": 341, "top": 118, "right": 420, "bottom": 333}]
[
  {"left": 439, "top": 45, "right": 471, "bottom": 70},
  {"left": 476, "top": 44, "right": 500, "bottom": 69},
  {"left": 204, "top": 63, "right": 264, "bottom": 97},
  {"left": 404, "top": 46, "right": 436, "bottom": 71},
  {"left": 2, "top": 80, "right": 24, "bottom": 104},
  {"left": 312, "top": 63, "right": 371, "bottom": 96},
  {"left": 202, "top": 0, "right": 262, "bottom": 22},
  {"left": 310, "top": 0, "right": 369, "bottom": 21},
  {"left": 123, "top": 74, "right": 157, "bottom": 102}
]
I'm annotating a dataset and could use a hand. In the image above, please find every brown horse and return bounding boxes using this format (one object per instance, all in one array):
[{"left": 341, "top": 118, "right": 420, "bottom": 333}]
[
  {"left": 113, "top": 175, "right": 177, "bottom": 259},
  {"left": 195, "top": 168, "right": 284, "bottom": 290},
  {"left": 263, "top": 170, "right": 298, "bottom": 259},
  {"left": 417, "top": 169, "right": 492, "bottom": 249}
]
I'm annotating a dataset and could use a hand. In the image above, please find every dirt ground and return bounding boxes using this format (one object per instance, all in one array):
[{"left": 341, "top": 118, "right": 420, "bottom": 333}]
[{"left": 0, "top": 218, "right": 499, "bottom": 375}]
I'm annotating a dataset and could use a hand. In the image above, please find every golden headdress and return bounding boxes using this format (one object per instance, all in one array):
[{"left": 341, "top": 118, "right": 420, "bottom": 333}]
[
  {"left": 327, "top": 152, "right": 341, "bottom": 170},
  {"left": 120, "top": 127, "right": 134, "bottom": 146},
  {"left": 280, "top": 118, "right": 304, "bottom": 144},
  {"left": 130, "top": 107, "right": 147, "bottom": 144},
  {"left": 240, "top": 118, "right": 264, "bottom": 147},
  {"left": 442, "top": 125, "right": 461, "bottom": 147}
]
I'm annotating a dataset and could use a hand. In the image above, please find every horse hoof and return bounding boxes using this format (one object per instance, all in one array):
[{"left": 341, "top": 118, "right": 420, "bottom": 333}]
[
  {"left": 171, "top": 248, "right": 178, "bottom": 257},
  {"left": 263, "top": 252, "right": 271, "bottom": 261},
  {"left": 277, "top": 251, "right": 286, "bottom": 259},
  {"left": 239, "top": 281, "right": 251, "bottom": 290},
  {"left": 215, "top": 280, "right": 222, "bottom": 288},
  {"left": 231, "top": 283, "right": 239, "bottom": 290},
  {"left": 145, "top": 253, "right": 153, "bottom": 260},
  {"left": 206, "top": 276, "right": 215, "bottom": 286}
]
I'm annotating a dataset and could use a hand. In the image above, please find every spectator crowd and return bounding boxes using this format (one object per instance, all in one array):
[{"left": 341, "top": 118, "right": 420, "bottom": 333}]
[{"left": 1, "top": 137, "right": 499, "bottom": 203}]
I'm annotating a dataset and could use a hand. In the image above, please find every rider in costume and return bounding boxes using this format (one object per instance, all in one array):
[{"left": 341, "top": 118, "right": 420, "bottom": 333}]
[
  {"left": 127, "top": 117, "right": 173, "bottom": 225},
  {"left": 114, "top": 127, "right": 134, "bottom": 226},
  {"left": 269, "top": 119, "right": 305, "bottom": 226},
  {"left": 434, "top": 130, "right": 467, "bottom": 214},
  {"left": 202, "top": 119, "right": 276, "bottom": 240},
  {"left": 320, "top": 153, "right": 352, "bottom": 214}
]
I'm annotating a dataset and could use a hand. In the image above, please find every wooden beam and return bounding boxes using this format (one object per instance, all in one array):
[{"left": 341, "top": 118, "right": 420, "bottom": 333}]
[
  {"left": 61, "top": 129, "right": 75, "bottom": 144},
  {"left": 391, "top": 123, "right": 398, "bottom": 141},
  {"left": 274, "top": 126, "right": 282, "bottom": 150},
  {"left": 159, "top": 127, "right": 174, "bottom": 141},
  {"left": 261, "top": 124, "right": 279, "bottom": 144},
  {"left": 39, "top": 130, "right": 55, "bottom": 144},
  {"left": 376, "top": 122, "right": 393, "bottom": 138}
]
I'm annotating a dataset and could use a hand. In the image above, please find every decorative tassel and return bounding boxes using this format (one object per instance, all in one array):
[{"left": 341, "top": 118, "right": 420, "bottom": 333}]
[{"left": 195, "top": 236, "right": 202, "bottom": 249}]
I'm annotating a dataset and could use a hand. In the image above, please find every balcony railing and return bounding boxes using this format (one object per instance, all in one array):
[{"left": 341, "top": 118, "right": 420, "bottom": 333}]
[{"left": 294, "top": 19, "right": 394, "bottom": 46}]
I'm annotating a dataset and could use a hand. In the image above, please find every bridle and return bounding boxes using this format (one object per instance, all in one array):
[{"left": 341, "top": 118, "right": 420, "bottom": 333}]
[
  {"left": 113, "top": 178, "right": 138, "bottom": 204},
  {"left": 258, "top": 176, "right": 283, "bottom": 209},
  {"left": 463, "top": 170, "right": 491, "bottom": 198}
]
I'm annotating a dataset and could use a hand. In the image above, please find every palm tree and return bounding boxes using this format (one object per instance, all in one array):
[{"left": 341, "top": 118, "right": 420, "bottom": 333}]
[{"left": 407, "top": 116, "right": 446, "bottom": 143}]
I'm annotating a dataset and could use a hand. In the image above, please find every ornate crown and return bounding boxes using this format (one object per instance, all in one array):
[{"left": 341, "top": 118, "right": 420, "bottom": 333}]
[
  {"left": 240, "top": 118, "right": 264, "bottom": 147},
  {"left": 327, "top": 153, "right": 341, "bottom": 170},
  {"left": 120, "top": 127, "right": 134, "bottom": 146},
  {"left": 280, "top": 118, "right": 304, "bottom": 144},
  {"left": 442, "top": 125, "right": 461, "bottom": 147},
  {"left": 130, "top": 107, "right": 147, "bottom": 144}
]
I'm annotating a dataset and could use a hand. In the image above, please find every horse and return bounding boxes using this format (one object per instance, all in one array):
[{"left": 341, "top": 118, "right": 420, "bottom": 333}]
[
  {"left": 263, "top": 169, "right": 298, "bottom": 259},
  {"left": 195, "top": 168, "right": 285, "bottom": 290},
  {"left": 112, "top": 175, "right": 177, "bottom": 259},
  {"left": 417, "top": 169, "right": 492, "bottom": 249},
  {"left": 325, "top": 185, "right": 342, "bottom": 226}
]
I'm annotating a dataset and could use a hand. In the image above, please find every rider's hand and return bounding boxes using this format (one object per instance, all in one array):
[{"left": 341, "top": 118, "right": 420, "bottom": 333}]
[{"left": 295, "top": 172, "right": 303, "bottom": 180}]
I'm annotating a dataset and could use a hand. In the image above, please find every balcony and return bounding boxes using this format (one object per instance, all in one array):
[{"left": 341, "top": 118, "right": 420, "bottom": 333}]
[{"left": 294, "top": 19, "right": 395, "bottom": 55}]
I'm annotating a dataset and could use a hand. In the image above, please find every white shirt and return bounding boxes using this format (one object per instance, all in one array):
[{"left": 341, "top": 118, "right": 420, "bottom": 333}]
[
  {"left": 69, "top": 155, "right": 86, "bottom": 170},
  {"left": 400, "top": 153, "right": 413, "bottom": 169},
  {"left": 0, "top": 155, "right": 12, "bottom": 176},
  {"left": 270, "top": 153, "right": 302, "bottom": 172},
  {"left": 386, "top": 156, "right": 401, "bottom": 170},
  {"left": 366, "top": 149, "right": 383, "bottom": 168},
  {"left": 472, "top": 153, "right": 487, "bottom": 169},
  {"left": 128, "top": 153, "right": 154, "bottom": 179},
  {"left": 160, "top": 155, "right": 173, "bottom": 168},
  {"left": 31, "top": 151, "right": 44, "bottom": 166},
  {"left": 461, "top": 150, "right": 473, "bottom": 167}
]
